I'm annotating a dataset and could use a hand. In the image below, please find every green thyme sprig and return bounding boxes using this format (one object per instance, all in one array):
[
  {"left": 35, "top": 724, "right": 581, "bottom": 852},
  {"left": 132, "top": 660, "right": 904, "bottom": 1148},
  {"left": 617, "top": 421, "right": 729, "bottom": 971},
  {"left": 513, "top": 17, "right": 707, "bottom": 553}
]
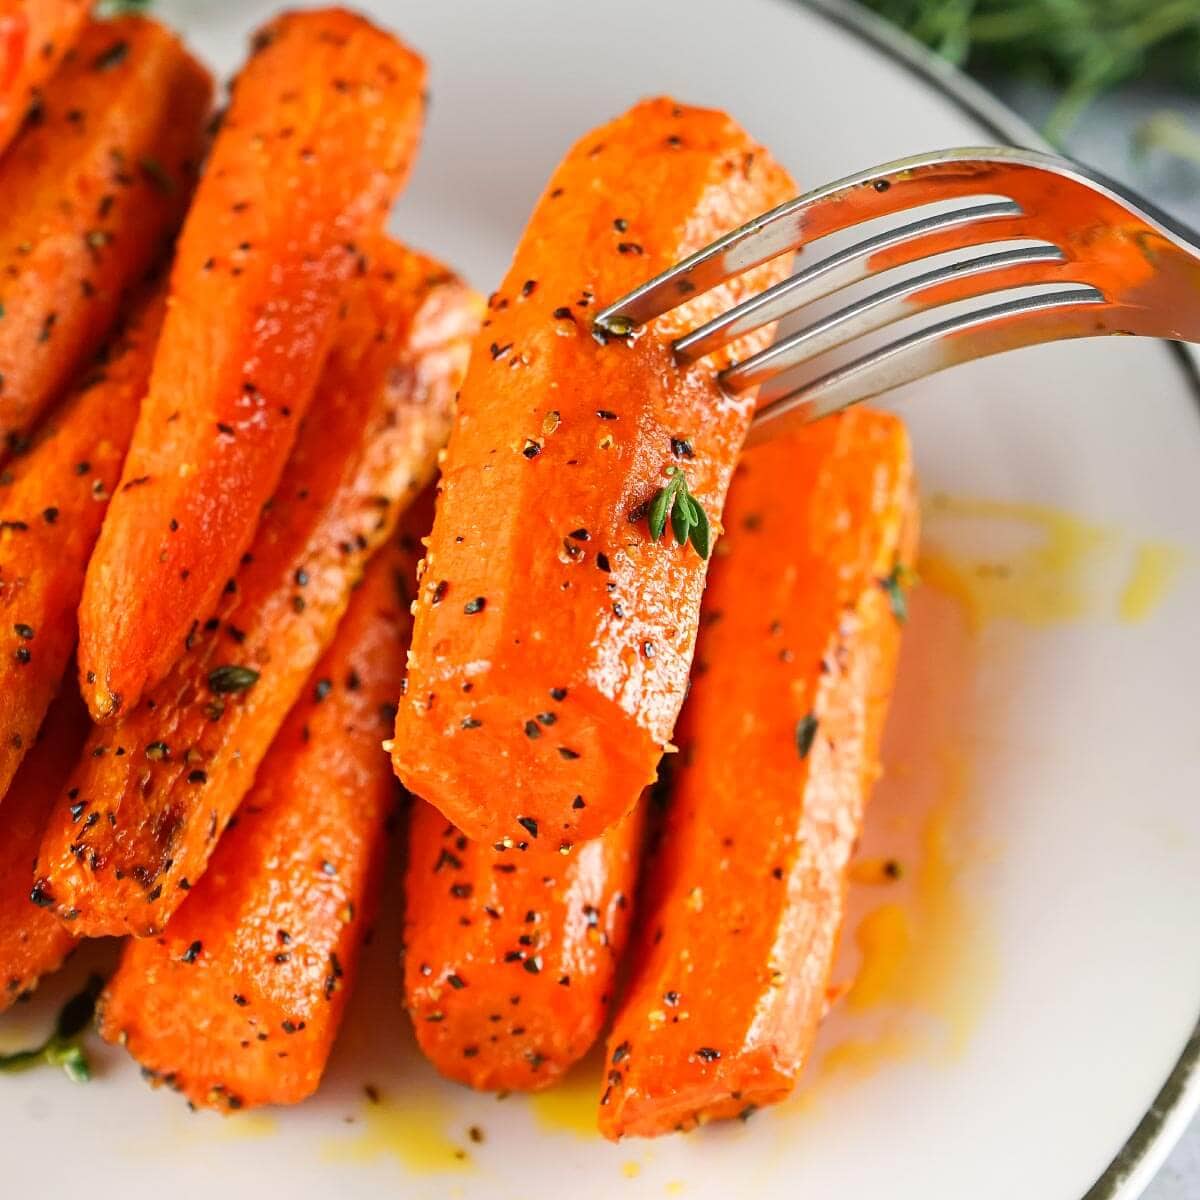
[
  {"left": 0, "top": 974, "right": 103, "bottom": 1083},
  {"left": 647, "top": 466, "right": 711, "bottom": 560}
]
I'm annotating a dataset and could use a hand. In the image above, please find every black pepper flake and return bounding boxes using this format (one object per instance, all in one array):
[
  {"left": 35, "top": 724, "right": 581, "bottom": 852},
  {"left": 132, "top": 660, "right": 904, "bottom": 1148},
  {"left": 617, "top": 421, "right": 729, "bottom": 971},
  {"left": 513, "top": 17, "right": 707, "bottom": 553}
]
[
  {"left": 664, "top": 990, "right": 680, "bottom": 1006},
  {"left": 595, "top": 552, "right": 611, "bottom": 573},
  {"left": 447, "top": 973, "right": 467, "bottom": 990},
  {"left": 42, "top": 507, "right": 59, "bottom": 524},
  {"left": 313, "top": 677, "right": 332, "bottom": 703},
  {"left": 13, "top": 623, "right": 34, "bottom": 640},
  {"left": 613, "top": 217, "right": 628, "bottom": 231},
  {"left": 558, "top": 746, "right": 580, "bottom": 760},
  {"left": 517, "top": 816, "right": 538, "bottom": 839},
  {"left": 463, "top": 597, "right": 486, "bottom": 615},
  {"left": 522, "top": 956, "right": 543, "bottom": 975},
  {"left": 795, "top": 713, "right": 819, "bottom": 760},
  {"left": 431, "top": 579, "right": 448, "bottom": 605},
  {"left": 617, "top": 242, "right": 644, "bottom": 256},
  {"left": 552, "top": 306, "right": 574, "bottom": 321},
  {"left": 233, "top": 993, "right": 248, "bottom": 1006},
  {"left": 696, "top": 1046, "right": 721, "bottom": 1062},
  {"left": 670, "top": 437, "right": 695, "bottom": 459},
  {"left": 535, "top": 712, "right": 556, "bottom": 727},
  {"left": 461, "top": 716, "right": 482, "bottom": 730},
  {"left": 208, "top": 664, "right": 260, "bottom": 694},
  {"left": 611, "top": 1041, "right": 631, "bottom": 1064},
  {"left": 188, "top": 769, "right": 208, "bottom": 785},
  {"left": 521, "top": 439, "right": 541, "bottom": 459},
  {"left": 572, "top": 795, "right": 585, "bottom": 809},
  {"left": 490, "top": 341, "right": 513, "bottom": 360},
  {"left": 596, "top": 409, "right": 618, "bottom": 421},
  {"left": 523, "top": 720, "right": 540, "bottom": 740},
  {"left": 14, "top": 647, "right": 30, "bottom": 665},
  {"left": 181, "top": 940, "right": 203, "bottom": 964},
  {"left": 93, "top": 39, "right": 130, "bottom": 70}
]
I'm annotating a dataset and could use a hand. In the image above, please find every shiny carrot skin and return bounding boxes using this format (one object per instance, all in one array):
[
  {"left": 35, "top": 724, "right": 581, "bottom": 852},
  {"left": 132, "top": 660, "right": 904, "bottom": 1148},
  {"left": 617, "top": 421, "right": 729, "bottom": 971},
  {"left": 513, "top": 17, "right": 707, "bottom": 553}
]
[
  {"left": 0, "top": 288, "right": 165, "bottom": 803},
  {"left": 0, "top": 689, "right": 88, "bottom": 1011},
  {"left": 0, "top": 0, "right": 91, "bottom": 158},
  {"left": 392, "top": 97, "right": 796, "bottom": 851},
  {"left": 404, "top": 799, "right": 644, "bottom": 1092},
  {"left": 77, "top": 8, "right": 428, "bottom": 722},
  {"left": 0, "top": 16, "right": 210, "bottom": 456},
  {"left": 99, "top": 519, "right": 420, "bottom": 1110},
  {"left": 599, "top": 410, "right": 918, "bottom": 1139},
  {"left": 36, "top": 242, "right": 479, "bottom": 938}
]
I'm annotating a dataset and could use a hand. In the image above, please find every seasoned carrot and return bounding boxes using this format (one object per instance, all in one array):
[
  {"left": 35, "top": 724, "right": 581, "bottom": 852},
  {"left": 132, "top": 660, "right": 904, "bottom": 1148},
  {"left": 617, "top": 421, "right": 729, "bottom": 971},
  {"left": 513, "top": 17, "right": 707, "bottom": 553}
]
[
  {"left": 36, "top": 241, "right": 479, "bottom": 938},
  {"left": 598, "top": 410, "right": 918, "bottom": 1139},
  {"left": 98, "top": 515, "right": 422, "bottom": 1109},
  {"left": 0, "top": 689, "right": 88, "bottom": 1011},
  {"left": 0, "top": 0, "right": 90, "bottom": 158},
  {"left": 0, "top": 287, "right": 165, "bottom": 803},
  {"left": 0, "top": 16, "right": 210, "bottom": 457},
  {"left": 392, "top": 97, "right": 795, "bottom": 850},
  {"left": 404, "top": 798, "right": 644, "bottom": 1092},
  {"left": 77, "top": 8, "right": 428, "bottom": 723}
]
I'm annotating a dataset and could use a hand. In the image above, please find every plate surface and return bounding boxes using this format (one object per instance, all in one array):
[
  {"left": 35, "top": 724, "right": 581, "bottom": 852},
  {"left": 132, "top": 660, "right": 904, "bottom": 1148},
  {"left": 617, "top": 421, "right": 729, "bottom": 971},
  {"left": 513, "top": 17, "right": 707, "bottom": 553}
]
[{"left": 3, "top": 2, "right": 1200, "bottom": 1197}]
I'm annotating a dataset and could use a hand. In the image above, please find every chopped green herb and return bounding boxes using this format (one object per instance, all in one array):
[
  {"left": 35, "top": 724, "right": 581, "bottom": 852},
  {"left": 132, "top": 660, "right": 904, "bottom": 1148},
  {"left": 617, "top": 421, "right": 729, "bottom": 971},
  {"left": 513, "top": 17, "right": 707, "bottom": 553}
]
[
  {"left": 0, "top": 974, "right": 103, "bottom": 1082},
  {"left": 880, "top": 562, "right": 914, "bottom": 624},
  {"left": 645, "top": 466, "right": 711, "bottom": 559}
]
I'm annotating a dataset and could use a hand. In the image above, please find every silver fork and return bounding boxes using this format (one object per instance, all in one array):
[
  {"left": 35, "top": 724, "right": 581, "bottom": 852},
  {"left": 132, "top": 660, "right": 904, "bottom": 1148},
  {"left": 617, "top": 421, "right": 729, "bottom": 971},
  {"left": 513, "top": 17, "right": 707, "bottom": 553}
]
[{"left": 593, "top": 145, "right": 1200, "bottom": 446}]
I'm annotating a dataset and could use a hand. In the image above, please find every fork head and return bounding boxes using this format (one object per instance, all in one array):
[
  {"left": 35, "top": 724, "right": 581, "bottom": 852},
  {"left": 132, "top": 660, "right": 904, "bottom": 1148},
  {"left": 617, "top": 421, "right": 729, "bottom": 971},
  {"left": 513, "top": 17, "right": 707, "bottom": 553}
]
[{"left": 593, "top": 146, "right": 1200, "bottom": 444}]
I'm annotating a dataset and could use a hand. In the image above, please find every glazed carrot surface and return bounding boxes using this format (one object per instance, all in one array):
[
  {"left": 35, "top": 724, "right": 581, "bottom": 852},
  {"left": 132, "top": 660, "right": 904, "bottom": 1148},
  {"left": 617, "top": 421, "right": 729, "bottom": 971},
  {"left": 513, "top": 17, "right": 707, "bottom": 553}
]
[
  {"left": 599, "top": 409, "right": 917, "bottom": 1139},
  {"left": 0, "top": 0, "right": 90, "bottom": 157},
  {"left": 0, "top": 689, "right": 88, "bottom": 1012},
  {"left": 77, "top": 8, "right": 428, "bottom": 722},
  {"left": 393, "top": 96, "right": 796, "bottom": 851},
  {"left": 404, "top": 798, "right": 644, "bottom": 1092},
  {"left": 36, "top": 241, "right": 479, "bottom": 938},
  {"left": 99, "top": 516, "right": 421, "bottom": 1110},
  {"left": 0, "top": 15, "right": 210, "bottom": 457},
  {"left": 0, "top": 287, "right": 166, "bottom": 803}
]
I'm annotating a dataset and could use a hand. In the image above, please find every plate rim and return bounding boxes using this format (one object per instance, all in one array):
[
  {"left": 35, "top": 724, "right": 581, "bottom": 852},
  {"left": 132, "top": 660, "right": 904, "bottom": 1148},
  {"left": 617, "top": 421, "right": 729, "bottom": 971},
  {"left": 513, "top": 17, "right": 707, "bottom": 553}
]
[{"left": 798, "top": 2, "right": 1200, "bottom": 1196}]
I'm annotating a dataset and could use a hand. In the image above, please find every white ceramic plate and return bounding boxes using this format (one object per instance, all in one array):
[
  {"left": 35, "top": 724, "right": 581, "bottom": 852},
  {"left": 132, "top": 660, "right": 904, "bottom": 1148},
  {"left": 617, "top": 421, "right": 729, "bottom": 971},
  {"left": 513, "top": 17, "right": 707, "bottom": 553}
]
[{"left": 4, "top": 2, "right": 1199, "bottom": 1197}]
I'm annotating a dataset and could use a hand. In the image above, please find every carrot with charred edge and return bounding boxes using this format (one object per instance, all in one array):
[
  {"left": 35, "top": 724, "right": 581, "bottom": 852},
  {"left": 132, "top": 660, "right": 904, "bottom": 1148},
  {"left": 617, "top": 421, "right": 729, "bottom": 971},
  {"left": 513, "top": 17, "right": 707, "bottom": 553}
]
[
  {"left": 0, "top": 287, "right": 166, "bottom": 803},
  {"left": 0, "top": 16, "right": 210, "bottom": 458},
  {"left": 0, "top": 0, "right": 90, "bottom": 158},
  {"left": 404, "top": 798, "right": 644, "bottom": 1092},
  {"left": 0, "top": 689, "right": 88, "bottom": 1011},
  {"left": 598, "top": 410, "right": 918, "bottom": 1139},
  {"left": 36, "top": 241, "right": 480, "bottom": 938},
  {"left": 98, "top": 511, "right": 424, "bottom": 1110},
  {"left": 392, "top": 97, "right": 795, "bottom": 851},
  {"left": 77, "top": 9, "right": 428, "bottom": 723}
]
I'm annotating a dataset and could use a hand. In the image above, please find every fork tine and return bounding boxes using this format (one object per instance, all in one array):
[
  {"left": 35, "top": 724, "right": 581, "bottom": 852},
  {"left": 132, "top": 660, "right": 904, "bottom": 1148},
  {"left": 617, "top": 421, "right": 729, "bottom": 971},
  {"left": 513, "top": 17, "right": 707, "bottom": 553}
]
[
  {"left": 722, "top": 244, "right": 1067, "bottom": 391},
  {"left": 674, "top": 201, "right": 1024, "bottom": 363},
  {"left": 592, "top": 147, "right": 1051, "bottom": 333},
  {"left": 743, "top": 286, "right": 1106, "bottom": 445}
]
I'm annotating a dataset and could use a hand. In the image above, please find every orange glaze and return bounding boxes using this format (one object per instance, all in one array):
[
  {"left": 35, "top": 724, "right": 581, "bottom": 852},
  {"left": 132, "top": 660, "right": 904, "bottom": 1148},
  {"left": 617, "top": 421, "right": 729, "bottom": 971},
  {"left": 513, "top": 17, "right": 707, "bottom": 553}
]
[
  {"left": 0, "top": 16, "right": 210, "bottom": 456},
  {"left": 0, "top": 286, "right": 166, "bottom": 802},
  {"left": 599, "top": 410, "right": 918, "bottom": 1138},
  {"left": 403, "top": 798, "right": 645, "bottom": 1092},
  {"left": 0, "top": 0, "right": 91, "bottom": 159},
  {"left": 0, "top": 688, "right": 88, "bottom": 1010},
  {"left": 35, "top": 241, "right": 479, "bottom": 938},
  {"left": 393, "top": 97, "right": 796, "bottom": 852},
  {"left": 77, "top": 8, "right": 428, "bottom": 722},
  {"left": 99, "top": 514, "right": 421, "bottom": 1110}
]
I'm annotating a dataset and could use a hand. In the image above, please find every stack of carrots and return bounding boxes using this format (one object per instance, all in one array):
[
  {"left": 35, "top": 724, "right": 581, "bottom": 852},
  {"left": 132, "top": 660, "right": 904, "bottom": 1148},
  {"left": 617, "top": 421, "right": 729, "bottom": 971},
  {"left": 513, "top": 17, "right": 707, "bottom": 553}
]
[{"left": 0, "top": 2, "right": 918, "bottom": 1139}]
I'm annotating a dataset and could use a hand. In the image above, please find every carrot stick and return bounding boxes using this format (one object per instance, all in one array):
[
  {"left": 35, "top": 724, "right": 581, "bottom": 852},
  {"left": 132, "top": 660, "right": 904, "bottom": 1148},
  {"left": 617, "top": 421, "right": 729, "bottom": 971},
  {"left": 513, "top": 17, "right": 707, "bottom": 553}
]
[
  {"left": 77, "top": 8, "right": 428, "bottom": 723},
  {"left": 0, "top": 286, "right": 166, "bottom": 803},
  {"left": 0, "top": 16, "right": 210, "bottom": 458},
  {"left": 392, "top": 97, "right": 795, "bottom": 851},
  {"left": 0, "top": 0, "right": 91, "bottom": 158},
  {"left": 0, "top": 688, "right": 88, "bottom": 1011},
  {"left": 98, "top": 511, "right": 423, "bottom": 1109},
  {"left": 36, "top": 241, "right": 479, "bottom": 938},
  {"left": 598, "top": 410, "right": 918, "bottom": 1139},
  {"left": 404, "top": 798, "right": 645, "bottom": 1092}
]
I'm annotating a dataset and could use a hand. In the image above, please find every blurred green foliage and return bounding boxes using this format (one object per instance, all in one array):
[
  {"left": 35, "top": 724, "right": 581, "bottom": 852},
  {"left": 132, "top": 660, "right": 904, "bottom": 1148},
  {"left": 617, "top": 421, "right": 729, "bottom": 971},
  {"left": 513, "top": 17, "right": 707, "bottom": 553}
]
[{"left": 860, "top": 0, "right": 1200, "bottom": 142}]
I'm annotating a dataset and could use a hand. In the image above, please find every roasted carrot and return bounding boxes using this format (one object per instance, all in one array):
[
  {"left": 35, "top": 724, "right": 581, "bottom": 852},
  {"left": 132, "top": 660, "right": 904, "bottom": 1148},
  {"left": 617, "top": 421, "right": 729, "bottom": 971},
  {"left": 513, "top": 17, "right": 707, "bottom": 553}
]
[
  {"left": 0, "top": 689, "right": 88, "bottom": 1011},
  {"left": 0, "top": 0, "right": 90, "bottom": 158},
  {"left": 36, "top": 241, "right": 479, "bottom": 938},
  {"left": 98, "top": 513, "right": 422, "bottom": 1109},
  {"left": 404, "top": 798, "right": 644, "bottom": 1092},
  {"left": 0, "top": 287, "right": 165, "bottom": 803},
  {"left": 392, "top": 97, "right": 795, "bottom": 850},
  {"left": 0, "top": 16, "right": 210, "bottom": 457},
  {"left": 597, "top": 409, "right": 918, "bottom": 1139},
  {"left": 76, "top": 9, "right": 427, "bottom": 723}
]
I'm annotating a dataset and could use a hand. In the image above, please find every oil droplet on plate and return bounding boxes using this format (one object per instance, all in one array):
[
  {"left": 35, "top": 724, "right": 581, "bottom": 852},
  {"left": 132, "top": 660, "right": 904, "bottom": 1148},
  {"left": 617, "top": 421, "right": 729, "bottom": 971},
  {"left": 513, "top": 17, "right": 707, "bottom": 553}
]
[
  {"left": 528, "top": 1048, "right": 604, "bottom": 1138},
  {"left": 322, "top": 1091, "right": 473, "bottom": 1173},
  {"left": 1118, "top": 541, "right": 1186, "bottom": 623}
]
